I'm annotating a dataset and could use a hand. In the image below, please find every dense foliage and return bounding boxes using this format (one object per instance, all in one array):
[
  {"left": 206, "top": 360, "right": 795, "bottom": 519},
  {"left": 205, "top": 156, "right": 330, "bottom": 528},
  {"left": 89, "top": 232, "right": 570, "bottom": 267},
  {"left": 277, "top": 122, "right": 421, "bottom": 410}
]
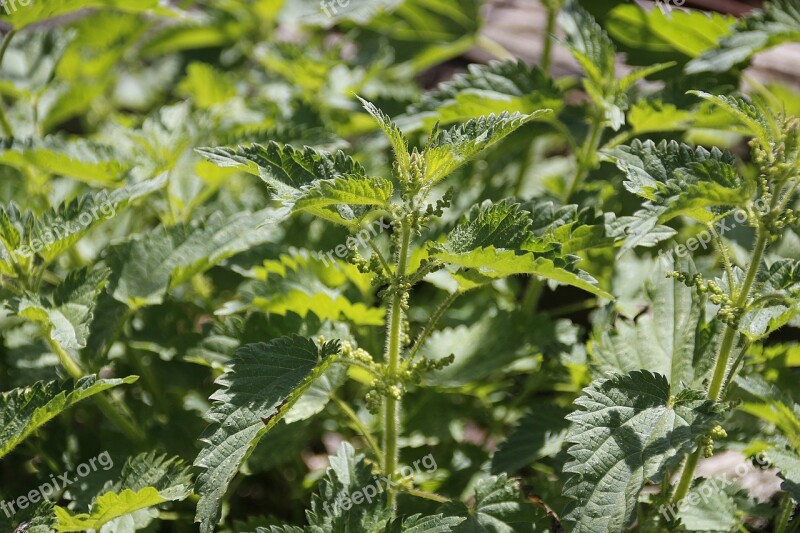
[{"left": 1, "top": 0, "right": 800, "bottom": 531}]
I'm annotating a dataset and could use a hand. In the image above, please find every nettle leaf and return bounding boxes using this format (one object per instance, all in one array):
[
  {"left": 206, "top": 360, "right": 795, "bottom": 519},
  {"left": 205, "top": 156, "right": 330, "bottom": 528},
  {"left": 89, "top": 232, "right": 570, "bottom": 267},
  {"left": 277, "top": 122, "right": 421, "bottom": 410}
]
[
  {"left": 1, "top": 173, "right": 165, "bottom": 267},
  {"left": 769, "top": 446, "right": 800, "bottom": 501},
  {"left": 406, "top": 59, "right": 562, "bottom": 127},
  {"left": 11, "top": 266, "right": 109, "bottom": 357},
  {"left": 385, "top": 514, "right": 467, "bottom": 533},
  {"left": 562, "top": 371, "right": 722, "bottom": 533},
  {"left": 689, "top": 91, "right": 778, "bottom": 149},
  {"left": 292, "top": 175, "right": 393, "bottom": 226},
  {"left": 675, "top": 478, "right": 747, "bottom": 532},
  {"left": 558, "top": 0, "right": 616, "bottom": 90},
  {"left": 592, "top": 257, "right": 718, "bottom": 392},
  {"left": 739, "top": 259, "right": 800, "bottom": 340},
  {"left": 0, "top": 137, "right": 129, "bottom": 184},
  {"left": 0, "top": 375, "right": 138, "bottom": 459},
  {"left": 605, "top": 5, "right": 735, "bottom": 59},
  {"left": 194, "top": 336, "right": 341, "bottom": 533},
  {"left": 491, "top": 404, "right": 571, "bottom": 475},
  {"left": 54, "top": 451, "right": 192, "bottom": 532},
  {"left": 305, "top": 442, "right": 391, "bottom": 532},
  {"left": 358, "top": 96, "right": 412, "bottom": 177},
  {"left": 106, "top": 209, "right": 280, "bottom": 309},
  {"left": 197, "top": 142, "right": 366, "bottom": 200},
  {"left": 423, "top": 111, "right": 549, "bottom": 185},
  {"left": 433, "top": 200, "right": 611, "bottom": 298},
  {"left": 225, "top": 251, "right": 384, "bottom": 327},
  {"left": 686, "top": 0, "right": 800, "bottom": 75},
  {"left": 606, "top": 139, "right": 753, "bottom": 251},
  {"left": 438, "top": 474, "right": 550, "bottom": 532},
  {"left": 526, "top": 200, "right": 626, "bottom": 255}
]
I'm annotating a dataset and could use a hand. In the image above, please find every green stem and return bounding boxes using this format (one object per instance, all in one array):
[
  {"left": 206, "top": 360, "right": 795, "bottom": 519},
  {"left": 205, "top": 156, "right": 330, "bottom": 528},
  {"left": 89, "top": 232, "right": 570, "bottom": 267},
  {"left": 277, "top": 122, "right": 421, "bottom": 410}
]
[
  {"left": 564, "top": 112, "right": 604, "bottom": 201},
  {"left": 383, "top": 222, "right": 412, "bottom": 513},
  {"left": 776, "top": 492, "right": 795, "bottom": 533},
  {"left": 541, "top": 1, "right": 557, "bottom": 74},
  {"left": 44, "top": 332, "right": 145, "bottom": 444},
  {"left": 708, "top": 229, "right": 768, "bottom": 401},
  {"left": 332, "top": 395, "right": 383, "bottom": 467},
  {"left": 673, "top": 227, "right": 770, "bottom": 505},
  {"left": 0, "top": 30, "right": 16, "bottom": 139},
  {"left": 670, "top": 447, "right": 700, "bottom": 504}
]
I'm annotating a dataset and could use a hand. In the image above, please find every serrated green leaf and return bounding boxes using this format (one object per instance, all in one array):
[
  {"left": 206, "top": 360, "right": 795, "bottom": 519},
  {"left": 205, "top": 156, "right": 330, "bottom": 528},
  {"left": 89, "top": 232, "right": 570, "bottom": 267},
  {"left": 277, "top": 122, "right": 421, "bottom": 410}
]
[
  {"left": 605, "top": 5, "right": 734, "bottom": 58},
  {"left": 358, "top": 96, "right": 412, "bottom": 178},
  {"left": 689, "top": 91, "right": 778, "bottom": 149},
  {"left": 407, "top": 60, "right": 562, "bottom": 127},
  {"left": 106, "top": 209, "right": 280, "bottom": 308},
  {"left": 194, "top": 336, "right": 340, "bottom": 533},
  {"left": 491, "top": 404, "right": 570, "bottom": 475},
  {"left": 423, "top": 111, "right": 549, "bottom": 185},
  {"left": 686, "top": 0, "right": 800, "bottom": 75},
  {"left": 559, "top": 0, "right": 616, "bottom": 89},
  {"left": 54, "top": 451, "right": 192, "bottom": 531},
  {"left": 0, "top": 137, "right": 128, "bottom": 184},
  {"left": 227, "top": 251, "right": 384, "bottom": 326},
  {"left": 11, "top": 267, "right": 110, "bottom": 362},
  {"left": 592, "top": 257, "right": 717, "bottom": 392},
  {"left": 562, "top": 371, "right": 722, "bottom": 533},
  {"left": 1, "top": 173, "right": 165, "bottom": 267},
  {"left": 606, "top": 139, "right": 752, "bottom": 251},
  {"left": 385, "top": 513, "right": 466, "bottom": 532},
  {"left": 675, "top": 478, "right": 744, "bottom": 532},
  {"left": 438, "top": 474, "right": 550, "bottom": 532},
  {"left": 0, "top": 375, "right": 138, "bottom": 459},
  {"left": 292, "top": 175, "right": 393, "bottom": 226},
  {"left": 197, "top": 142, "right": 366, "bottom": 200}
]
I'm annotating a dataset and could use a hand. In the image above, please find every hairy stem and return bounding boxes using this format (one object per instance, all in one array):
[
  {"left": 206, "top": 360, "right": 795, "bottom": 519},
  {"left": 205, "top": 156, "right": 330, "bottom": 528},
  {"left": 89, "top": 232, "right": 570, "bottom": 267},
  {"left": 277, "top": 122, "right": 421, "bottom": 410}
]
[
  {"left": 672, "top": 226, "right": 769, "bottom": 504},
  {"left": 383, "top": 222, "right": 411, "bottom": 513}
]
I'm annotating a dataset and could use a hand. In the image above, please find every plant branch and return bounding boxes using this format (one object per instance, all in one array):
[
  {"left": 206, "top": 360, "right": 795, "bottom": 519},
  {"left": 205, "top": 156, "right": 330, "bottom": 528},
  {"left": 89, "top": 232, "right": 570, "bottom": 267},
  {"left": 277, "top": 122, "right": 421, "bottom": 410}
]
[
  {"left": 332, "top": 395, "right": 383, "bottom": 467},
  {"left": 405, "top": 290, "right": 460, "bottom": 365},
  {"left": 44, "top": 332, "right": 145, "bottom": 444},
  {"left": 564, "top": 111, "right": 604, "bottom": 201}
]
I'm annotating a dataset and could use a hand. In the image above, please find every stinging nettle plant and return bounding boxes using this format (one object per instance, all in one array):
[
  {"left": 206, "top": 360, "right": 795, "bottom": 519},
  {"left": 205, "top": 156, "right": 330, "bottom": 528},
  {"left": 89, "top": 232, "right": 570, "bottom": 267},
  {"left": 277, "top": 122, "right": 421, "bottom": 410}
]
[
  {"left": 559, "top": 92, "right": 800, "bottom": 532},
  {"left": 193, "top": 98, "right": 612, "bottom": 531}
]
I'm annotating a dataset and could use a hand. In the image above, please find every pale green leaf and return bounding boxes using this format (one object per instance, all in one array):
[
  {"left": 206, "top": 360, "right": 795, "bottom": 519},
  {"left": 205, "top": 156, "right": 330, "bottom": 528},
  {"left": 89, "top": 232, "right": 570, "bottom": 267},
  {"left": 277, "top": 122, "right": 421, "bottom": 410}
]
[{"left": 562, "top": 371, "right": 722, "bottom": 533}]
